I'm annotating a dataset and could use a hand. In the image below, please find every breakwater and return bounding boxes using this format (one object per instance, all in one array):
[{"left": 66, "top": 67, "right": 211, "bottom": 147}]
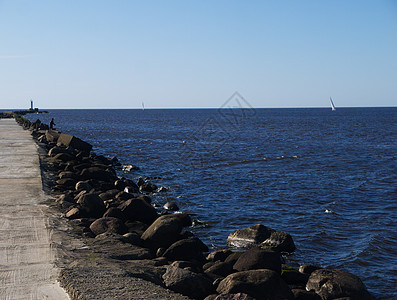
[{"left": 14, "top": 114, "right": 374, "bottom": 300}]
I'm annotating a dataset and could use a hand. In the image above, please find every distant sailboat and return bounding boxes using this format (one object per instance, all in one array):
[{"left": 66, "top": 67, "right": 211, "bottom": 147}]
[
  {"left": 330, "top": 97, "right": 336, "bottom": 111},
  {"left": 142, "top": 101, "right": 145, "bottom": 111}
]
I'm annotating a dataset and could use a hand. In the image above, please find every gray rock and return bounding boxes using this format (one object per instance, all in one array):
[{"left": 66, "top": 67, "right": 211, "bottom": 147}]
[
  {"left": 205, "top": 261, "right": 233, "bottom": 278},
  {"left": 233, "top": 248, "right": 282, "bottom": 274},
  {"left": 306, "top": 269, "right": 372, "bottom": 300},
  {"left": 162, "top": 266, "right": 214, "bottom": 299},
  {"left": 227, "top": 224, "right": 295, "bottom": 253},
  {"left": 89, "top": 217, "right": 127, "bottom": 236},
  {"left": 75, "top": 180, "right": 92, "bottom": 192},
  {"left": 216, "top": 269, "right": 293, "bottom": 300},
  {"left": 163, "top": 237, "right": 208, "bottom": 262},
  {"left": 214, "top": 293, "right": 256, "bottom": 300},
  {"left": 141, "top": 215, "right": 183, "bottom": 249},
  {"left": 77, "top": 193, "right": 106, "bottom": 218},
  {"left": 118, "top": 198, "right": 158, "bottom": 225}
]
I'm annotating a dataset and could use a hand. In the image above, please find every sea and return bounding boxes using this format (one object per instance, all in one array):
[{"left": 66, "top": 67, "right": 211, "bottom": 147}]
[{"left": 24, "top": 107, "right": 396, "bottom": 299}]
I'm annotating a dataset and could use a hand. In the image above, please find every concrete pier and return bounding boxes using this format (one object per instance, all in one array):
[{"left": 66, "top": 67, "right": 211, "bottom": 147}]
[{"left": 0, "top": 119, "right": 69, "bottom": 299}]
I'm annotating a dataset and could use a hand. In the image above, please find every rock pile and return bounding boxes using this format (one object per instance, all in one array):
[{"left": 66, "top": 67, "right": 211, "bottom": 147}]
[{"left": 17, "top": 116, "right": 373, "bottom": 300}]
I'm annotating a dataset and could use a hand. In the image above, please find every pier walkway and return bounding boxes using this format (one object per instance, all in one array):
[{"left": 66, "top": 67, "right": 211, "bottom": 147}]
[{"left": 0, "top": 119, "right": 69, "bottom": 299}]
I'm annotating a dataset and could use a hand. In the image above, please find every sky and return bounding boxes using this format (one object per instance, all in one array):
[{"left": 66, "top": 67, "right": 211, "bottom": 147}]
[{"left": 0, "top": 0, "right": 396, "bottom": 109}]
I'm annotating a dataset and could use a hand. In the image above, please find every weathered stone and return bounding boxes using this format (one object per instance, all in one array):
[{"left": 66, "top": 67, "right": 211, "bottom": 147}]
[
  {"left": 89, "top": 217, "right": 127, "bottom": 236},
  {"left": 139, "top": 181, "right": 158, "bottom": 193},
  {"left": 306, "top": 269, "right": 372, "bottom": 300},
  {"left": 224, "top": 252, "right": 244, "bottom": 265},
  {"left": 54, "top": 152, "right": 76, "bottom": 162},
  {"left": 125, "top": 220, "right": 148, "bottom": 236},
  {"left": 164, "top": 201, "right": 179, "bottom": 211},
  {"left": 77, "top": 193, "right": 106, "bottom": 218},
  {"left": 207, "top": 250, "right": 233, "bottom": 262},
  {"left": 103, "top": 207, "right": 126, "bottom": 222},
  {"left": 118, "top": 198, "right": 158, "bottom": 225},
  {"left": 55, "top": 177, "right": 77, "bottom": 189},
  {"left": 213, "top": 293, "right": 256, "bottom": 300},
  {"left": 162, "top": 266, "right": 214, "bottom": 299},
  {"left": 227, "top": 224, "right": 295, "bottom": 253},
  {"left": 141, "top": 215, "right": 184, "bottom": 249},
  {"left": 98, "top": 189, "right": 120, "bottom": 201},
  {"left": 65, "top": 207, "right": 84, "bottom": 219},
  {"left": 217, "top": 269, "right": 292, "bottom": 300},
  {"left": 57, "top": 133, "right": 92, "bottom": 152},
  {"left": 205, "top": 261, "right": 233, "bottom": 278},
  {"left": 75, "top": 180, "right": 92, "bottom": 192},
  {"left": 233, "top": 248, "right": 282, "bottom": 274},
  {"left": 80, "top": 167, "right": 116, "bottom": 182},
  {"left": 299, "top": 264, "right": 321, "bottom": 275},
  {"left": 291, "top": 289, "right": 321, "bottom": 300},
  {"left": 45, "top": 129, "right": 61, "bottom": 143},
  {"left": 163, "top": 238, "right": 208, "bottom": 262},
  {"left": 58, "top": 171, "right": 80, "bottom": 181},
  {"left": 281, "top": 267, "right": 309, "bottom": 285}
]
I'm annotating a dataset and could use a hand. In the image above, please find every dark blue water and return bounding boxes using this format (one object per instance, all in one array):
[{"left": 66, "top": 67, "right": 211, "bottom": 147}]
[{"left": 27, "top": 108, "right": 396, "bottom": 298}]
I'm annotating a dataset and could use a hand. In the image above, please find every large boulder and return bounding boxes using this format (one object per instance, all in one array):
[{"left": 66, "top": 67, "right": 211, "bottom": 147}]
[
  {"left": 77, "top": 193, "right": 106, "bottom": 218},
  {"left": 162, "top": 266, "right": 214, "bottom": 299},
  {"left": 141, "top": 215, "right": 184, "bottom": 249},
  {"left": 45, "top": 129, "right": 61, "bottom": 143},
  {"left": 205, "top": 261, "right": 234, "bottom": 278},
  {"left": 89, "top": 217, "right": 127, "bottom": 236},
  {"left": 53, "top": 152, "right": 76, "bottom": 163},
  {"left": 80, "top": 167, "right": 116, "bottom": 182},
  {"left": 233, "top": 248, "right": 282, "bottom": 274},
  {"left": 306, "top": 269, "right": 372, "bottom": 300},
  {"left": 227, "top": 224, "right": 295, "bottom": 253},
  {"left": 118, "top": 198, "right": 158, "bottom": 225},
  {"left": 163, "top": 237, "right": 208, "bottom": 262},
  {"left": 212, "top": 293, "right": 256, "bottom": 300},
  {"left": 217, "top": 269, "right": 293, "bottom": 300},
  {"left": 57, "top": 133, "right": 92, "bottom": 152}
]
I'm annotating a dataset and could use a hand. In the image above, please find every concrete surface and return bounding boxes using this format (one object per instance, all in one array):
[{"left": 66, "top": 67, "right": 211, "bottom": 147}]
[{"left": 0, "top": 118, "right": 69, "bottom": 299}]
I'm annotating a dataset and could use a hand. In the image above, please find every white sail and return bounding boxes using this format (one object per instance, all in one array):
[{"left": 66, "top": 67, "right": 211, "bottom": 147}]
[{"left": 330, "top": 97, "right": 336, "bottom": 111}]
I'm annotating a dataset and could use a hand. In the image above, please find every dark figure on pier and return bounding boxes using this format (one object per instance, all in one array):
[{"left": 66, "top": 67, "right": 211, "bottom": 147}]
[{"left": 49, "top": 118, "right": 55, "bottom": 130}]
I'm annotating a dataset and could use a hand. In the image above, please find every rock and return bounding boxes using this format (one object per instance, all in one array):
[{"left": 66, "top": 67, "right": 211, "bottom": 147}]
[
  {"left": 114, "top": 179, "right": 127, "bottom": 190},
  {"left": 170, "top": 261, "right": 202, "bottom": 273},
  {"left": 77, "top": 193, "right": 106, "bottom": 218},
  {"left": 53, "top": 152, "right": 76, "bottom": 162},
  {"left": 205, "top": 261, "right": 233, "bottom": 278},
  {"left": 162, "top": 266, "right": 214, "bottom": 299},
  {"left": 125, "top": 220, "right": 148, "bottom": 236},
  {"left": 99, "top": 189, "right": 120, "bottom": 201},
  {"left": 139, "top": 181, "right": 158, "bottom": 193},
  {"left": 163, "top": 237, "right": 208, "bottom": 262},
  {"left": 45, "top": 129, "right": 61, "bottom": 143},
  {"left": 213, "top": 293, "right": 256, "bottom": 300},
  {"left": 75, "top": 180, "right": 92, "bottom": 192},
  {"left": 224, "top": 252, "right": 244, "bottom": 266},
  {"left": 48, "top": 146, "right": 66, "bottom": 157},
  {"left": 216, "top": 269, "right": 293, "bottom": 300},
  {"left": 58, "top": 171, "right": 80, "bottom": 181},
  {"left": 207, "top": 250, "right": 233, "bottom": 262},
  {"left": 103, "top": 207, "right": 126, "bottom": 222},
  {"left": 233, "top": 248, "right": 282, "bottom": 274},
  {"left": 306, "top": 269, "right": 372, "bottom": 300},
  {"left": 141, "top": 215, "right": 184, "bottom": 249},
  {"left": 89, "top": 217, "right": 128, "bottom": 236},
  {"left": 57, "top": 133, "right": 92, "bottom": 152},
  {"left": 299, "top": 264, "right": 321, "bottom": 275},
  {"left": 281, "top": 267, "right": 309, "bottom": 285},
  {"left": 80, "top": 167, "right": 116, "bottom": 182},
  {"left": 65, "top": 207, "right": 84, "bottom": 219},
  {"left": 55, "top": 178, "right": 77, "bottom": 189},
  {"left": 91, "top": 234, "right": 153, "bottom": 260},
  {"left": 163, "top": 201, "right": 179, "bottom": 211},
  {"left": 227, "top": 224, "right": 295, "bottom": 253},
  {"left": 118, "top": 198, "right": 158, "bottom": 225},
  {"left": 124, "top": 185, "right": 139, "bottom": 194},
  {"left": 291, "top": 289, "right": 321, "bottom": 300}
]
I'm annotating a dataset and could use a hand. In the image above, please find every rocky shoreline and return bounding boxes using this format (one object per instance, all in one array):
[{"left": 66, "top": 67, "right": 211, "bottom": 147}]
[{"left": 13, "top": 115, "right": 374, "bottom": 300}]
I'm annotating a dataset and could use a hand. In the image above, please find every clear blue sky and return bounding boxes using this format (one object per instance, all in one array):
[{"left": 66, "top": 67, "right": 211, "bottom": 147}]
[{"left": 1, "top": 0, "right": 396, "bottom": 109}]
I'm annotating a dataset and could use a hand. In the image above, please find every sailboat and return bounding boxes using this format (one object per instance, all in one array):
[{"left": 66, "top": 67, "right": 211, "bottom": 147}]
[
  {"left": 330, "top": 97, "right": 336, "bottom": 111},
  {"left": 142, "top": 101, "right": 145, "bottom": 111}
]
